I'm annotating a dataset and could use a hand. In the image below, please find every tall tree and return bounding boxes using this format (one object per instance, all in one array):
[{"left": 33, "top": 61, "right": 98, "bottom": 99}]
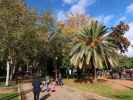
[
  {"left": 0, "top": 0, "right": 27, "bottom": 86},
  {"left": 111, "top": 22, "right": 130, "bottom": 53},
  {"left": 70, "top": 20, "right": 119, "bottom": 80}
]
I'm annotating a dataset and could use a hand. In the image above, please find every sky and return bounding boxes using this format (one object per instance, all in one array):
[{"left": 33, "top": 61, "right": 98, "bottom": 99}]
[{"left": 25, "top": 0, "right": 133, "bottom": 57}]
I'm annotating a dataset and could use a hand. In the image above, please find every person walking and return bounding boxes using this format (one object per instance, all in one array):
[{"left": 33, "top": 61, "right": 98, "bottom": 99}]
[
  {"left": 32, "top": 76, "right": 41, "bottom": 100},
  {"left": 45, "top": 75, "right": 49, "bottom": 92},
  {"left": 58, "top": 73, "right": 63, "bottom": 86},
  {"left": 69, "top": 69, "right": 72, "bottom": 79}
]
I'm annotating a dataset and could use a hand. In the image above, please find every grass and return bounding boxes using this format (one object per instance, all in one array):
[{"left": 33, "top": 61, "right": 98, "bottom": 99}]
[
  {"left": 64, "top": 79, "right": 133, "bottom": 100},
  {"left": 0, "top": 81, "right": 18, "bottom": 100},
  {"left": 0, "top": 93, "right": 18, "bottom": 100},
  {"left": 0, "top": 82, "right": 17, "bottom": 87}
]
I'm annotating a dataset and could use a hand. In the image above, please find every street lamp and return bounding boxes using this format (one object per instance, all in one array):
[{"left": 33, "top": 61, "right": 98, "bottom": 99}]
[
  {"left": 55, "top": 56, "right": 58, "bottom": 60},
  {"left": 55, "top": 56, "right": 58, "bottom": 79}
]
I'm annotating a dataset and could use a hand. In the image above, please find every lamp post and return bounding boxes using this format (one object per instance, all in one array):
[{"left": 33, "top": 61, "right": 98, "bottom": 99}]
[{"left": 55, "top": 56, "right": 58, "bottom": 79}]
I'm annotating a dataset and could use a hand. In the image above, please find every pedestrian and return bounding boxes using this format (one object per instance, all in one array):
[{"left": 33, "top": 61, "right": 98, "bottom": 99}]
[
  {"left": 32, "top": 76, "right": 41, "bottom": 100},
  {"left": 58, "top": 73, "right": 63, "bottom": 86},
  {"left": 69, "top": 69, "right": 72, "bottom": 79},
  {"left": 55, "top": 73, "right": 58, "bottom": 85},
  {"left": 45, "top": 75, "right": 49, "bottom": 92}
]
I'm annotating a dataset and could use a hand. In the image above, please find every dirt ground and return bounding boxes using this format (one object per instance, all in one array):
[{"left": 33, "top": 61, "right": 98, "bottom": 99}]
[
  {"left": 21, "top": 82, "right": 110, "bottom": 100},
  {"left": 104, "top": 79, "right": 133, "bottom": 91},
  {"left": 1, "top": 79, "right": 133, "bottom": 100},
  {"left": 0, "top": 86, "right": 16, "bottom": 93}
]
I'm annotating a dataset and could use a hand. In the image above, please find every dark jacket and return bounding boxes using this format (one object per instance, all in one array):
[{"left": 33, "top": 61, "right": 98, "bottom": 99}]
[{"left": 32, "top": 79, "right": 41, "bottom": 93}]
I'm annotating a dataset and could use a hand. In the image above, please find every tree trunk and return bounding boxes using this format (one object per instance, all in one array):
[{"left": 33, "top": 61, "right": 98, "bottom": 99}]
[
  {"left": 5, "top": 61, "right": 10, "bottom": 86},
  {"left": 9, "top": 64, "right": 13, "bottom": 80},
  {"left": 12, "top": 65, "right": 16, "bottom": 78},
  {"left": 45, "top": 60, "right": 47, "bottom": 76},
  {"left": 9, "top": 57, "right": 14, "bottom": 80},
  {"left": 26, "top": 63, "right": 28, "bottom": 72},
  {"left": 93, "top": 66, "right": 97, "bottom": 82},
  {"left": 10, "top": 65, "right": 16, "bottom": 80},
  {"left": 54, "top": 59, "right": 58, "bottom": 79},
  {"left": 91, "top": 57, "right": 97, "bottom": 82}
]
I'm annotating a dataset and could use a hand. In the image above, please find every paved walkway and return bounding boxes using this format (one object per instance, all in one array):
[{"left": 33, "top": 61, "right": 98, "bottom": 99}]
[{"left": 21, "top": 82, "right": 111, "bottom": 100}]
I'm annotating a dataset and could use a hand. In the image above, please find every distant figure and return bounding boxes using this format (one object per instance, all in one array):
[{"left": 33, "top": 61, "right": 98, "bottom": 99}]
[
  {"left": 55, "top": 74, "right": 58, "bottom": 85},
  {"left": 58, "top": 73, "right": 63, "bottom": 86},
  {"left": 73, "top": 68, "right": 77, "bottom": 78},
  {"left": 69, "top": 69, "right": 72, "bottom": 79},
  {"left": 32, "top": 76, "right": 41, "bottom": 100},
  {"left": 119, "top": 69, "right": 122, "bottom": 79},
  {"left": 45, "top": 75, "right": 49, "bottom": 92}
]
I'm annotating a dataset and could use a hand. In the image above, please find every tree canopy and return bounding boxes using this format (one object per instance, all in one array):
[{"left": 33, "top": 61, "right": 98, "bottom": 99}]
[{"left": 0, "top": 0, "right": 131, "bottom": 81}]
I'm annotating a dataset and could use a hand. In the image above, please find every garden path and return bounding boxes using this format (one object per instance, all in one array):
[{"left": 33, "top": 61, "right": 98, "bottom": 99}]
[{"left": 21, "top": 81, "right": 110, "bottom": 100}]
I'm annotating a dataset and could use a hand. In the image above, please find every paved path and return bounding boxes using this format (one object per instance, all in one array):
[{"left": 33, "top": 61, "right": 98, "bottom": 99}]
[{"left": 21, "top": 82, "right": 111, "bottom": 100}]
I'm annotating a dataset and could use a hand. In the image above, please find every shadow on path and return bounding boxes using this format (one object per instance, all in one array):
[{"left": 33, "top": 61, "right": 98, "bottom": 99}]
[
  {"left": 21, "top": 89, "right": 32, "bottom": 100},
  {"left": 21, "top": 86, "right": 51, "bottom": 100},
  {"left": 40, "top": 93, "right": 51, "bottom": 100}
]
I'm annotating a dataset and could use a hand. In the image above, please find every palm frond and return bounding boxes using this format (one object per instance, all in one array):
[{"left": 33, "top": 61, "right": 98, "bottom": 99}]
[{"left": 70, "top": 19, "right": 119, "bottom": 69}]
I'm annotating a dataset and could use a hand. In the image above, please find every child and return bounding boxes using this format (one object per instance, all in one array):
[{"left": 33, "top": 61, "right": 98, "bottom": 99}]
[
  {"left": 41, "top": 80, "right": 45, "bottom": 92},
  {"left": 50, "top": 79, "right": 56, "bottom": 92}
]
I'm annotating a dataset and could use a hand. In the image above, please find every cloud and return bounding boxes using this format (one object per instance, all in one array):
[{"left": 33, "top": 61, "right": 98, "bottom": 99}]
[
  {"left": 125, "top": 41, "right": 133, "bottom": 57},
  {"left": 57, "top": 10, "right": 67, "bottom": 21},
  {"left": 114, "top": 16, "right": 127, "bottom": 25},
  {"left": 125, "top": 22, "right": 133, "bottom": 40},
  {"left": 119, "top": 16, "right": 127, "bottom": 22},
  {"left": 125, "top": 22, "right": 133, "bottom": 57},
  {"left": 96, "top": 15, "right": 114, "bottom": 24},
  {"left": 59, "top": 0, "right": 95, "bottom": 21},
  {"left": 62, "top": 0, "right": 77, "bottom": 4},
  {"left": 69, "top": 0, "right": 96, "bottom": 14},
  {"left": 127, "top": 3, "right": 133, "bottom": 13}
]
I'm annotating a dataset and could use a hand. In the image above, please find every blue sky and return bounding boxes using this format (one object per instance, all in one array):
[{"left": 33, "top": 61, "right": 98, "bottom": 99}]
[
  {"left": 25, "top": 0, "right": 133, "bottom": 23},
  {"left": 25, "top": 0, "right": 133, "bottom": 56}
]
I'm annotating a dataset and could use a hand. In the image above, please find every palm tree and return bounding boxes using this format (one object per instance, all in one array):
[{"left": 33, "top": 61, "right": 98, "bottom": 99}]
[{"left": 70, "top": 20, "right": 119, "bottom": 80}]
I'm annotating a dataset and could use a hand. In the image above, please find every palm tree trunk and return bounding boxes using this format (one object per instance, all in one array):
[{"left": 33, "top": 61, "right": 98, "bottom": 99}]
[
  {"left": 91, "top": 57, "right": 97, "bottom": 82},
  {"left": 93, "top": 66, "right": 97, "bottom": 81}
]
